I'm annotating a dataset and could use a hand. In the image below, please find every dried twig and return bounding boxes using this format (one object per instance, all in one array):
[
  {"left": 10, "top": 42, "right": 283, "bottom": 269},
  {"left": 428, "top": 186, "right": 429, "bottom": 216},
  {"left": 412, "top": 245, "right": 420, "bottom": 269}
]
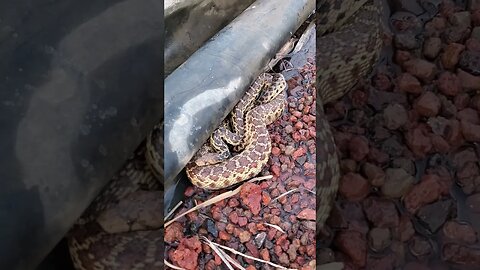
[
  {"left": 202, "top": 237, "right": 239, "bottom": 270},
  {"left": 164, "top": 259, "right": 185, "bottom": 270},
  {"left": 165, "top": 176, "right": 270, "bottom": 227},
  {"left": 204, "top": 237, "right": 297, "bottom": 270},
  {"left": 164, "top": 200, "right": 183, "bottom": 221},
  {"left": 270, "top": 188, "right": 299, "bottom": 203},
  {"left": 263, "top": 222, "right": 286, "bottom": 234}
]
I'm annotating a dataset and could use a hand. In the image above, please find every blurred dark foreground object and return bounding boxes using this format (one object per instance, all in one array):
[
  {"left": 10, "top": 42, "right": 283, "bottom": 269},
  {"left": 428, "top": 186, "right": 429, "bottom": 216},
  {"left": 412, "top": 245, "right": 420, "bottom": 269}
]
[{"left": 0, "top": 0, "right": 162, "bottom": 269}]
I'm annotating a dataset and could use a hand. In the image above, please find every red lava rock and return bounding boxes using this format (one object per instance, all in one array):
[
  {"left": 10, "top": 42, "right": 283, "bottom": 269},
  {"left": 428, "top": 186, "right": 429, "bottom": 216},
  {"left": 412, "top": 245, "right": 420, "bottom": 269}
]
[
  {"left": 460, "top": 120, "right": 480, "bottom": 142},
  {"left": 471, "top": 94, "right": 480, "bottom": 111},
  {"left": 473, "top": 9, "right": 480, "bottom": 26},
  {"left": 270, "top": 164, "right": 281, "bottom": 177},
  {"left": 219, "top": 230, "right": 231, "bottom": 241},
  {"left": 351, "top": 89, "right": 369, "bottom": 108},
  {"left": 456, "top": 161, "right": 480, "bottom": 194},
  {"left": 165, "top": 222, "right": 184, "bottom": 243},
  {"left": 466, "top": 193, "right": 480, "bottom": 213},
  {"left": 366, "top": 254, "right": 396, "bottom": 270},
  {"left": 396, "top": 215, "right": 415, "bottom": 242},
  {"left": 292, "top": 147, "right": 306, "bottom": 160},
  {"left": 334, "top": 132, "right": 353, "bottom": 153},
  {"left": 414, "top": 91, "right": 441, "bottom": 117},
  {"left": 397, "top": 72, "right": 423, "bottom": 94},
  {"left": 442, "top": 221, "right": 477, "bottom": 244},
  {"left": 294, "top": 121, "right": 303, "bottom": 130},
  {"left": 425, "top": 16, "right": 446, "bottom": 36},
  {"left": 348, "top": 136, "right": 370, "bottom": 161},
  {"left": 457, "top": 68, "right": 480, "bottom": 90},
  {"left": 458, "top": 108, "right": 480, "bottom": 124},
  {"left": 403, "top": 262, "right": 431, "bottom": 270},
  {"left": 453, "top": 148, "right": 478, "bottom": 168},
  {"left": 239, "top": 183, "right": 262, "bottom": 216},
  {"left": 245, "top": 242, "right": 259, "bottom": 258},
  {"left": 437, "top": 71, "right": 462, "bottom": 96},
  {"left": 443, "top": 243, "right": 480, "bottom": 265},
  {"left": 238, "top": 216, "right": 248, "bottom": 227},
  {"left": 271, "top": 146, "right": 281, "bottom": 156},
  {"left": 260, "top": 248, "right": 270, "bottom": 261},
  {"left": 374, "top": 73, "right": 392, "bottom": 91},
  {"left": 368, "top": 147, "right": 390, "bottom": 165},
  {"left": 405, "top": 125, "right": 433, "bottom": 157},
  {"left": 169, "top": 237, "right": 202, "bottom": 270},
  {"left": 228, "top": 211, "right": 239, "bottom": 224},
  {"left": 210, "top": 205, "right": 224, "bottom": 221},
  {"left": 184, "top": 186, "right": 195, "bottom": 197},
  {"left": 335, "top": 230, "right": 367, "bottom": 267},
  {"left": 441, "top": 43, "right": 465, "bottom": 70},
  {"left": 395, "top": 50, "right": 412, "bottom": 65},
  {"left": 427, "top": 166, "right": 453, "bottom": 196},
  {"left": 430, "top": 134, "right": 450, "bottom": 153},
  {"left": 409, "top": 236, "right": 432, "bottom": 258},
  {"left": 261, "top": 191, "right": 271, "bottom": 205},
  {"left": 297, "top": 208, "right": 316, "bottom": 221},
  {"left": 362, "top": 197, "right": 399, "bottom": 228},
  {"left": 454, "top": 93, "right": 470, "bottom": 110},
  {"left": 339, "top": 173, "right": 370, "bottom": 202},
  {"left": 402, "top": 58, "right": 437, "bottom": 82},
  {"left": 362, "top": 163, "right": 386, "bottom": 187},
  {"left": 383, "top": 104, "right": 408, "bottom": 130},
  {"left": 404, "top": 174, "right": 443, "bottom": 213},
  {"left": 446, "top": 119, "right": 464, "bottom": 147},
  {"left": 239, "top": 230, "right": 252, "bottom": 243},
  {"left": 340, "top": 159, "right": 357, "bottom": 173},
  {"left": 466, "top": 38, "right": 480, "bottom": 52}
]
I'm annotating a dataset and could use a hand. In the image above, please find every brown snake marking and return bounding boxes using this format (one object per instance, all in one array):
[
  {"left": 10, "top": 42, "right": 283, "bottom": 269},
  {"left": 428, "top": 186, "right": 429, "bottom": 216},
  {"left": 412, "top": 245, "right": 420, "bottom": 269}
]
[
  {"left": 185, "top": 73, "right": 287, "bottom": 190},
  {"left": 67, "top": 0, "right": 385, "bottom": 268}
]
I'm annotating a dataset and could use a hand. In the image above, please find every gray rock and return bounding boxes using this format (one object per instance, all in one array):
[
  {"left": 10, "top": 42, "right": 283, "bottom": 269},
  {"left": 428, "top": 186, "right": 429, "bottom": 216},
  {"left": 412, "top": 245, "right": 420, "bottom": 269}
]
[
  {"left": 416, "top": 200, "right": 453, "bottom": 233},
  {"left": 368, "top": 227, "right": 392, "bottom": 252},
  {"left": 459, "top": 51, "right": 480, "bottom": 76},
  {"left": 395, "top": 32, "right": 421, "bottom": 50},
  {"left": 423, "top": 37, "right": 442, "bottom": 59},
  {"left": 382, "top": 168, "right": 415, "bottom": 198},
  {"left": 383, "top": 104, "right": 408, "bottom": 130},
  {"left": 254, "top": 232, "right": 267, "bottom": 248}
]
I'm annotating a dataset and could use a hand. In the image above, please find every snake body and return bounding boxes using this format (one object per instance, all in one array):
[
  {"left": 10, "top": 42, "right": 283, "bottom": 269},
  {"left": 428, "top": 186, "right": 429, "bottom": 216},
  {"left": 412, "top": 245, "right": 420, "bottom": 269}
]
[
  {"left": 68, "top": 0, "right": 385, "bottom": 268},
  {"left": 185, "top": 73, "right": 287, "bottom": 189},
  {"left": 316, "top": 0, "right": 384, "bottom": 229}
]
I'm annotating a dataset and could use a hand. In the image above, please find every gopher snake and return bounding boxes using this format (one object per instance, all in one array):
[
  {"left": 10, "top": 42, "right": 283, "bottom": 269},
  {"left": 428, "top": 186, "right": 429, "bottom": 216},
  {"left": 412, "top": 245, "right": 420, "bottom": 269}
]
[
  {"left": 184, "top": 73, "right": 287, "bottom": 189},
  {"left": 67, "top": 0, "right": 385, "bottom": 268}
]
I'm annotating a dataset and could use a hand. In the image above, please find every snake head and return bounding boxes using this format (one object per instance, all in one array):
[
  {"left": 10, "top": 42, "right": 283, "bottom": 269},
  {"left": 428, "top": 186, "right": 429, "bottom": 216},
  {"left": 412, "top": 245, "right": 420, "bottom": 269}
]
[{"left": 194, "top": 153, "right": 224, "bottom": 166}]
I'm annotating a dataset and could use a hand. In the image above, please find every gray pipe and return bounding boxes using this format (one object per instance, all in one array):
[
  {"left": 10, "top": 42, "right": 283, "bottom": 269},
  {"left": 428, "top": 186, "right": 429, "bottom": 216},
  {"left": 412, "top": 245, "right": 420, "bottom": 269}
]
[
  {"left": 0, "top": 1, "right": 162, "bottom": 269},
  {"left": 164, "top": 0, "right": 315, "bottom": 200},
  {"left": 165, "top": 0, "right": 256, "bottom": 77}
]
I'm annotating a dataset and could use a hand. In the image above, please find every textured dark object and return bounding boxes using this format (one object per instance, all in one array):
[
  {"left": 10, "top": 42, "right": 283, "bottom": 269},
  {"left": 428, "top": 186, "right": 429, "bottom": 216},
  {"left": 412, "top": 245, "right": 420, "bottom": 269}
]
[
  {"left": 0, "top": 0, "right": 163, "bottom": 269},
  {"left": 164, "top": 0, "right": 256, "bottom": 77}
]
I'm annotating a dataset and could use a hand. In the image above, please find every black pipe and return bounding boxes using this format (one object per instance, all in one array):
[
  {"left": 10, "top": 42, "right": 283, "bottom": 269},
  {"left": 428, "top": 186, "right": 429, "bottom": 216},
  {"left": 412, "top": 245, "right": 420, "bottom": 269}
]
[
  {"left": 164, "top": 0, "right": 256, "bottom": 77},
  {"left": 0, "top": 0, "right": 162, "bottom": 269},
  {"left": 163, "top": 0, "right": 315, "bottom": 209}
]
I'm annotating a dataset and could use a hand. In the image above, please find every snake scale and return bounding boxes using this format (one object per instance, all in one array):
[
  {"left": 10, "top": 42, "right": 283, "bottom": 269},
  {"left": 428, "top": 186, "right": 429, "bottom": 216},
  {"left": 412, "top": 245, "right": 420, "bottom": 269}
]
[{"left": 67, "top": 0, "right": 385, "bottom": 269}]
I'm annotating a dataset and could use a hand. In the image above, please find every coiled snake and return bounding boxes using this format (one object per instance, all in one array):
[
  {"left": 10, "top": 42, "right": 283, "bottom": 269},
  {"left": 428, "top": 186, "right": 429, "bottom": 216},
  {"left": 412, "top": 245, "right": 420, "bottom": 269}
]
[{"left": 67, "top": 0, "right": 385, "bottom": 269}]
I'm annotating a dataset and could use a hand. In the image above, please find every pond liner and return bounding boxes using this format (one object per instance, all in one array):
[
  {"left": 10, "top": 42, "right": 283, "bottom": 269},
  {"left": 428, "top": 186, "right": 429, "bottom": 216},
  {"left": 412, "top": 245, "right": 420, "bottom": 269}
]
[
  {"left": 164, "top": 0, "right": 256, "bottom": 77},
  {"left": 164, "top": 0, "right": 315, "bottom": 211},
  {"left": 0, "top": 1, "right": 162, "bottom": 269}
]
